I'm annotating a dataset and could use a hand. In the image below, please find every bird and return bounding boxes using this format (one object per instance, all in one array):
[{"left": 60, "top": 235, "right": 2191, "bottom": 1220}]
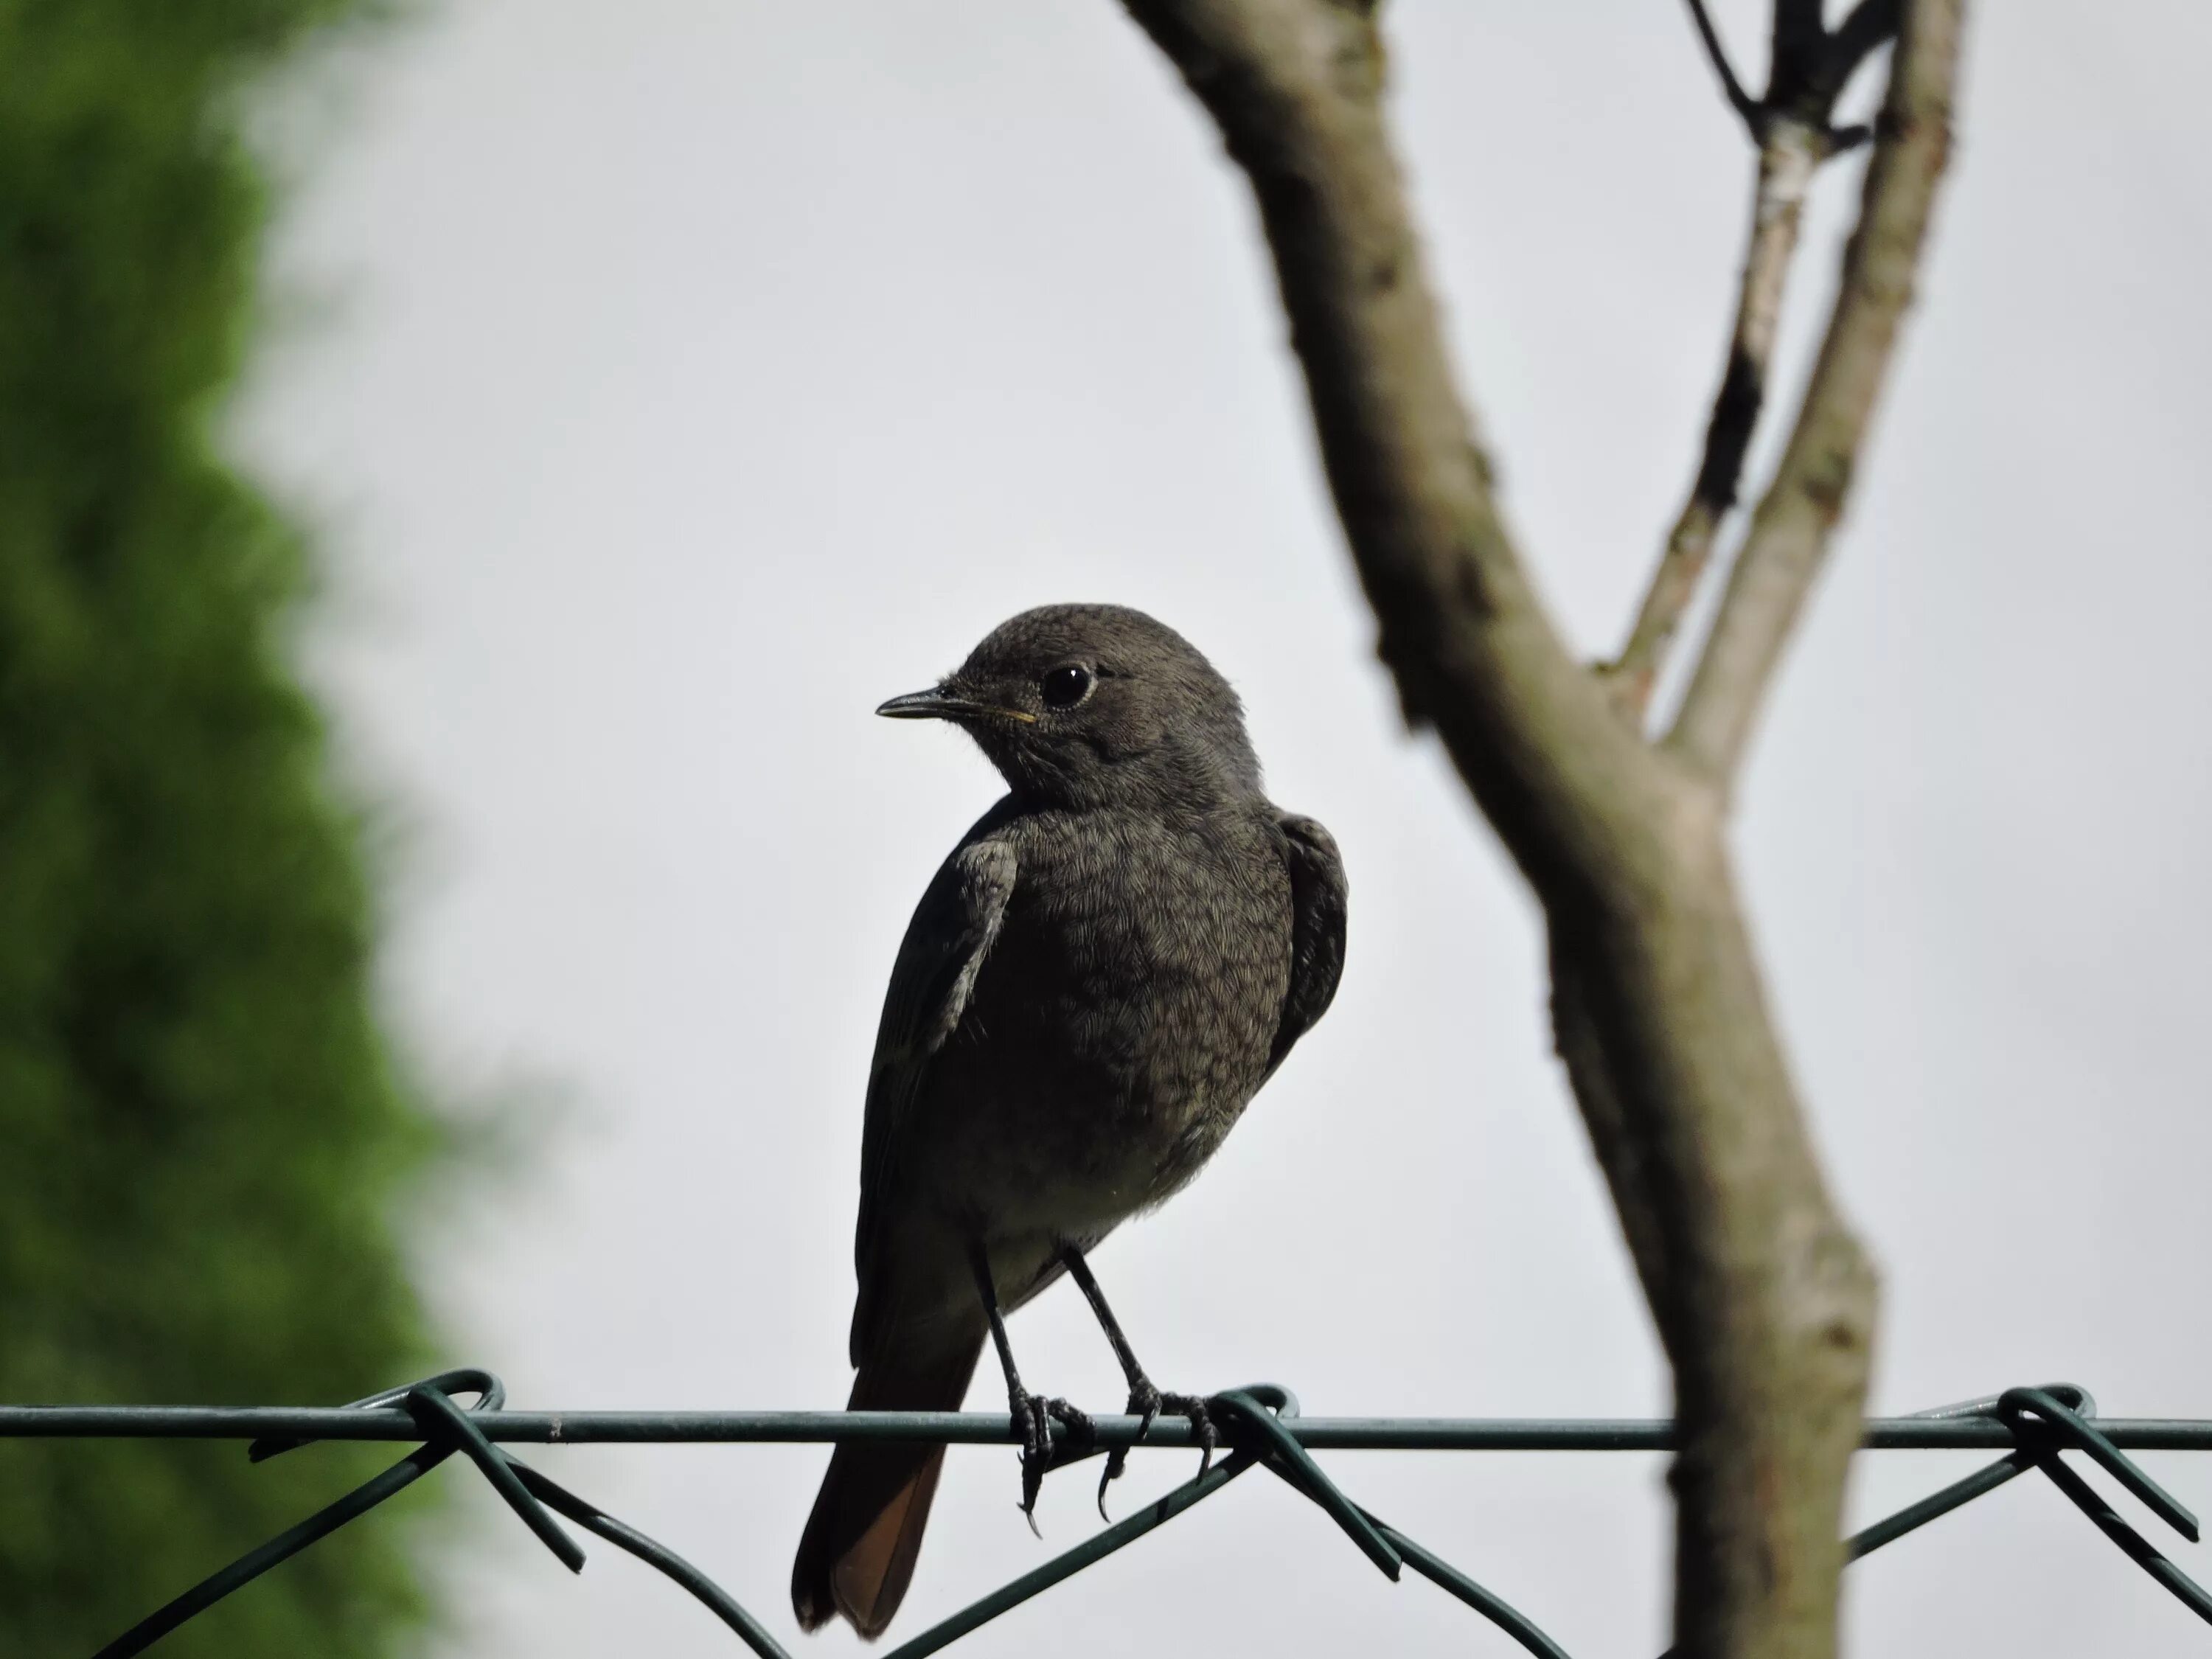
[{"left": 790, "top": 603, "right": 1347, "bottom": 1640}]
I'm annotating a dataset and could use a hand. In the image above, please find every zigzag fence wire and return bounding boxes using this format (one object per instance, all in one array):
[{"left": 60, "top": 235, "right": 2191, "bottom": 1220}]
[{"left": 6, "top": 1374, "right": 2212, "bottom": 1656}]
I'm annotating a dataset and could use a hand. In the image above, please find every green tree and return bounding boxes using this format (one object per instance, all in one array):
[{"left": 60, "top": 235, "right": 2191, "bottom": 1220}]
[{"left": 0, "top": 2, "right": 444, "bottom": 1652}]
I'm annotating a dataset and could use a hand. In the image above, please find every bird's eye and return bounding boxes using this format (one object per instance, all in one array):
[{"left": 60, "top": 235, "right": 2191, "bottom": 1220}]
[{"left": 1040, "top": 665, "right": 1093, "bottom": 709}]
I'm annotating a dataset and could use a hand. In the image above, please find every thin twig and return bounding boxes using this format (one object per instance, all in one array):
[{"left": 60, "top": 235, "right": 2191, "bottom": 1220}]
[
  {"left": 1668, "top": 0, "right": 1964, "bottom": 783},
  {"left": 1823, "top": 0, "right": 1905, "bottom": 97},
  {"left": 1687, "top": 0, "right": 1903, "bottom": 153},
  {"left": 1683, "top": 0, "right": 1761, "bottom": 132},
  {"left": 1808, "top": 1, "right": 1902, "bottom": 151},
  {"left": 1769, "top": 0, "right": 1832, "bottom": 110},
  {"left": 1605, "top": 116, "right": 1824, "bottom": 723},
  {"left": 1611, "top": 0, "right": 1912, "bottom": 723}
]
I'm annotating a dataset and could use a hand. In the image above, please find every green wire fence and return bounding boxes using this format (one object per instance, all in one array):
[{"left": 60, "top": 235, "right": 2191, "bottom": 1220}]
[{"left": 5, "top": 1373, "right": 2210, "bottom": 1656}]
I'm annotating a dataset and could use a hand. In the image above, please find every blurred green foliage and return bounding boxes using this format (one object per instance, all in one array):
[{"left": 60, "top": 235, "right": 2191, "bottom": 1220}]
[{"left": 0, "top": 1, "right": 445, "bottom": 1653}]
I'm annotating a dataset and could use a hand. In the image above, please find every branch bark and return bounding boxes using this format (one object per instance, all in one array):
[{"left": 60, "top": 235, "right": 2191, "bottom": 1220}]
[
  {"left": 1670, "top": 1, "right": 1961, "bottom": 784},
  {"left": 1682, "top": 0, "right": 1761, "bottom": 133},
  {"left": 1117, "top": 0, "right": 1664, "bottom": 897},
  {"left": 1113, "top": 2, "right": 1964, "bottom": 1656},
  {"left": 1612, "top": 0, "right": 1911, "bottom": 723},
  {"left": 1607, "top": 117, "right": 1821, "bottom": 723}
]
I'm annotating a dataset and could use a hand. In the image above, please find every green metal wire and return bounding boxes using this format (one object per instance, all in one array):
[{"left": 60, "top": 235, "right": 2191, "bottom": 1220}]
[
  {"left": 13, "top": 1371, "right": 2212, "bottom": 1658},
  {"left": 16, "top": 1405, "right": 2212, "bottom": 1450},
  {"left": 880, "top": 1446, "right": 1260, "bottom": 1659},
  {"left": 1213, "top": 1388, "right": 1400, "bottom": 1578}
]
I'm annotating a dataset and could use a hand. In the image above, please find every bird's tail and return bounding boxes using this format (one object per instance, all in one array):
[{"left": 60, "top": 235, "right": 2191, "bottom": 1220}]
[{"left": 790, "top": 1319, "right": 987, "bottom": 1640}]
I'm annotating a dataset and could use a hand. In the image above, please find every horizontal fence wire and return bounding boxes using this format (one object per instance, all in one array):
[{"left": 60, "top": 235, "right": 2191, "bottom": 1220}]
[
  {"left": 24, "top": 1406, "right": 2212, "bottom": 1450},
  {"left": 7, "top": 1374, "right": 2211, "bottom": 1657}
]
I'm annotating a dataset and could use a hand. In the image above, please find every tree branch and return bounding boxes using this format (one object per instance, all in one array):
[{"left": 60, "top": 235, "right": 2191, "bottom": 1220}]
[
  {"left": 1113, "top": 3, "right": 1962, "bottom": 1655},
  {"left": 1609, "top": 0, "right": 1909, "bottom": 723},
  {"left": 1823, "top": 0, "right": 1904, "bottom": 100},
  {"left": 1768, "top": 0, "right": 1832, "bottom": 112},
  {"left": 1114, "top": 0, "right": 1667, "bottom": 906},
  {"left": 1669, "top": 0, "right": 1962, "bottom": 784},
  {"left": 1682, "top": 0, "right": 1761, "bottom": 134},
  {"left": 1605, "top": 117, "right": 1822, "bottom": 723}
]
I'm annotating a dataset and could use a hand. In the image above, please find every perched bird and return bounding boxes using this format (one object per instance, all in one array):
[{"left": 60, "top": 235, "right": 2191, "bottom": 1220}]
[{"left": 790, "top": 604, "right": 1347, "bottom": 1639}]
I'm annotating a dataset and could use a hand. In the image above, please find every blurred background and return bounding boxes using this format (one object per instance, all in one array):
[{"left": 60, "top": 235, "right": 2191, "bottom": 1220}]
[{"left": 6, "top": 1, "right": 2208, "bottom": 1655}]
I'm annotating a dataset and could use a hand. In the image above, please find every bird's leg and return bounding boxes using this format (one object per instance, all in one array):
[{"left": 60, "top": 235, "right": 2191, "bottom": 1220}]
[
  {"left": 968, "top": 1240, "right": 1091, "bottom": 1534},
  {"left": 1057, "top": 1242, "right": 1216, "bottom": 1517}
]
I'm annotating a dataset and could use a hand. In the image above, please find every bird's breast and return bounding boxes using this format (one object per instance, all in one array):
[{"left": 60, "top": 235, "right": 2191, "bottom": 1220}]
[{"left": 908, "top": 810, "right": 1293, "bottom": 1237}]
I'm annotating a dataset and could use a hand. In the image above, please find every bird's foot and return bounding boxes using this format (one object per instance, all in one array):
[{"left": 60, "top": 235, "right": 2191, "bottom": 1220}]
[
  {"left": 1096, "top": 1380, "right": 1217, "bottom": 1519},
  {"left": 1012, "top": 1388, "right": 1093, "bottom": 1535}
]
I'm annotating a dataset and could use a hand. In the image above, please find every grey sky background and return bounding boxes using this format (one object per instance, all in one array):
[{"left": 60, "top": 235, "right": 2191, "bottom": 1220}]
[{"left": 236, "top": 1, "right": 2211, "bottom": 1654}]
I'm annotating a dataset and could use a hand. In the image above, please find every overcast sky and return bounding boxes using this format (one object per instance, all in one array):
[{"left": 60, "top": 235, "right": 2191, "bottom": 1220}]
[{"left": 237, "top": 2, "right": 2212, "bottom": 1655}]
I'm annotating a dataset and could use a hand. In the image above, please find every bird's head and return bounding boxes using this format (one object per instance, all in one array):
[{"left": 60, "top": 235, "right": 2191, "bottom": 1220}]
[{"left": 877, "top": 604, "right": 1261, "bottom": 812}]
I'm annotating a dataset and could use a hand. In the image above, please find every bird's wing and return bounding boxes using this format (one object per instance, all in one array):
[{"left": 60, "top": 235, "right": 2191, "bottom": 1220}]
[
  {"left": 849, "top": 826, "right": 1018, "bottom": 1363},
  {"left": 1267, "top": 813, "right": 1349, "bottom": 1078}
]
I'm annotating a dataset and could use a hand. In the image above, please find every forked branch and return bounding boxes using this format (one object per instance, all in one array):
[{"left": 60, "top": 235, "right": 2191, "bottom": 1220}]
[
  {"left": 1606, "top": 116, "right": 1821, "bottom": 722},
  {"left": 1112, "top": 2, "right": 1964, "bottom": 1656},
  {"left": 1669, "top": 0, "right": 1962, "bottom": 783},
  {"left": 1683, "top": 0, "right": 1761, "bottom": 131},
  {"left": 1607, "top": 0, "right": 1906, "bottom": 723}
]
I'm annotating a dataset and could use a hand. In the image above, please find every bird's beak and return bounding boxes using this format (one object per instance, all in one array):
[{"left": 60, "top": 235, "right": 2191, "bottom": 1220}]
[{"left": 875, "top": 686, "right": 1037, "bottom": 724}]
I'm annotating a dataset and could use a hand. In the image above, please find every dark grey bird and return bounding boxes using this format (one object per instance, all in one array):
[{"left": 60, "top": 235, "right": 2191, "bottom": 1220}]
[{"left": 790, "top": 603, "right": 1347, "bottom": 1639}]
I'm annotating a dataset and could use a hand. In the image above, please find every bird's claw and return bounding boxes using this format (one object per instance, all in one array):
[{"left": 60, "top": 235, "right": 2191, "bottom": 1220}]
[
  {"left": 1165, "top": 1391, "right": 1218, "bottom": 1480},
  {"left": 1012, "top": 1390, "right": 1093, "bottom": 1535},
  {"left": 1096, "top": 1382, "right": 1217, "bottom": 1519}
]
